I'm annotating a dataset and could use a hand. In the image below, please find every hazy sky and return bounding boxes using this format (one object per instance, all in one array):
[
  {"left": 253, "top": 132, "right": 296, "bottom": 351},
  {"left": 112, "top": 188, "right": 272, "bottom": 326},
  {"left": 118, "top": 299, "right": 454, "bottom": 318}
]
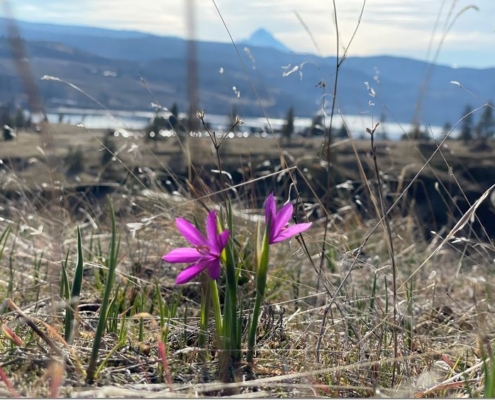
[{"left": 7, "top": 0, "right": 495, "bottom": 68}]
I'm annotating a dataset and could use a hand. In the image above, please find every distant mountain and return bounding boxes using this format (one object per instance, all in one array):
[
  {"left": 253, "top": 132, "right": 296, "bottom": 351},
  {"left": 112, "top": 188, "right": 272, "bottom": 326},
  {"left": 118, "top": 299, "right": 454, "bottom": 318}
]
[
  {"left": 239, "top": 28, "right": 292, "bottom": 53},
  {"left": 0, "top": 17, "right": 151, "bottom": 40},
  {"left": 0, "top": 18, "right": 494, "bottom": 127}
]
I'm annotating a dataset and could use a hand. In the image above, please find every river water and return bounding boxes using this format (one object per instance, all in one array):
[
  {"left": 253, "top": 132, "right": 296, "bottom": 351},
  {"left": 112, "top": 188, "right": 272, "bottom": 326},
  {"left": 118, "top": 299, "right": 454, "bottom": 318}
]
[{"left": 46, "top": 107, "right": 449, "bottom": 140}]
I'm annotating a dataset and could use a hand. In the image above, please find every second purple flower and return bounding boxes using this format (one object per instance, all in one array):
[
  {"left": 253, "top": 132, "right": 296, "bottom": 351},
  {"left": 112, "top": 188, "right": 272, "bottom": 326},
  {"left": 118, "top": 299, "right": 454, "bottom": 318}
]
[{"left": 265, "top": 193, "right": 312, "bottom": 244}]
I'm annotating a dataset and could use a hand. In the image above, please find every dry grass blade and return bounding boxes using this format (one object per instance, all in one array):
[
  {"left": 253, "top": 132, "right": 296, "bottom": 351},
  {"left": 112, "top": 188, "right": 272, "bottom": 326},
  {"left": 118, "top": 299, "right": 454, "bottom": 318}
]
[
  {"left": 73, "top": 386, "right": 270, "bottom": 398},
  {"left": 1, "top": 324, "right": 23, "bottom": 346},
  {"left": 0, "top": 365, "right": 19, "bottom": 398},
  {"left": 417, "top": 358, "right": 486, "bottom": 397},
  {"left": 157, "top": 341, "right": 173, "bottom": 392},
  {"left": 2, "top": 298, "right": 63, "bottom": 357},
  {"left": 39, "top": 320, "right": 70, "bottom": 348},
  {"left": 401, "top": 181, "right": 495, "bottom": 288},
  {"left": 133, "top": 312, "right": 174, "bottom": 391},
  {"left": 416, "top": 379, "right": 478, "bottom": 398},
  {"left": 72, "top": 386, "right": 178, "bottom": 399},
  {"left": 2, "top": 4, "right": 45, "bottom": 117},
  {"left": 48, "top": 361, "right": 64, "bottom": 398}
]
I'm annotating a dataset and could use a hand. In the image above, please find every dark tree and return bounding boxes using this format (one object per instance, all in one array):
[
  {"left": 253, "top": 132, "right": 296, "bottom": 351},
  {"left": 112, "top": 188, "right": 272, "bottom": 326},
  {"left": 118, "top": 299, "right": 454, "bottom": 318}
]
[
  {"left": 14, "top": 109, "right": 26, "bottom": 128},
  {"left": 169, "top": 103, "right": 179, "bottom": 131},
  {"left": 1, "top": 106, "right": 13, "bottom": 141},
  {"left": 441, "top": 122, "right": 452, "bottom": 139},
  {"left": 101, "top": 135, "right": 116, "bottom": 166},
  {"left": 281, "top": 107, "right": 294, "bottom": 143},
  {"left": 145, "top": 113, "right": 169, "bottom": 142},
  {"left": 459, "top": 104, "right": 474, "bottom": 143},
  {"left": 408, "top": 125, "right": 429, "bottom": 141},
  {"left": 335, "top": 123, "right": 347, "bottom": 139},
  {"left": 307, "top": 113, "right": 325, "bottom": 137},
  {"left": 3, "top": 126, "right": 14, "bottom": 141},
  {"left": 475, "top": 102, "right": 495, "bottom": 142},
  {"left": 0, "top": 106, "right": 12, "bottom": 127},
  {"left": 377, "top": 111, "right": 388, "bottom": 140},
  {"left": 64, "top": 146, "right": 85, "bottom": 176}
]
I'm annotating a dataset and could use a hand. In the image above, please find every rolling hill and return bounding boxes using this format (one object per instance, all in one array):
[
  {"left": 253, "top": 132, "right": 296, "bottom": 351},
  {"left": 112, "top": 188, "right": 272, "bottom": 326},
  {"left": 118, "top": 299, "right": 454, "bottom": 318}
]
[{"left": 0, "top": 17, "right": 493, "bottom": 126}]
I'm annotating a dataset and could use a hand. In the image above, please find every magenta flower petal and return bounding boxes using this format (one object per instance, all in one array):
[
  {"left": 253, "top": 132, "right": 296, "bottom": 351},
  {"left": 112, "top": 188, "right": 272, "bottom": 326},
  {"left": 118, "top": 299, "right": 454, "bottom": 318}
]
[
  {"left": 206, "top": 259, "right": 222, "bottom": 280},
  {"left": 163, "top": 211, "right": 230, "bottom": 284},
  {"left": 163, "top": 248, "right": 202, "bottom": 263},
  {"left": 175, "top": 218, "right": 208, "bottom": 247},
  {"left": 264, "top": 193, "right": 312, "bottom": 244},
  {"left": 272, "top": 202, "right": 293, "bottom": 237},
  {"left": 270, "top": 222, "right": 312, "bottom": 244},
  {"left": 175, "top": 261, "right": 209, "bottom": 284},
  {"left": 218, "top": 230, "right": 230, "bottom": 251},
  {"left": 265, "top": 193, "right": 276, "bottom": 224},
  {"left": 205, "top": 210, "right": 219, "bottom": 251}
]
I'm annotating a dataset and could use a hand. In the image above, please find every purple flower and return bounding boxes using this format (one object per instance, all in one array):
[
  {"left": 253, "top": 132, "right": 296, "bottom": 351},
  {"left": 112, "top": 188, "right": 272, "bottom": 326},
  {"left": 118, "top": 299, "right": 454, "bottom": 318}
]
[
  {"left": 265, "top": 193, "right": 312, "bottom": 244},
  {"left": 163, "top": 210, "right": 230, "bottom": 284}
]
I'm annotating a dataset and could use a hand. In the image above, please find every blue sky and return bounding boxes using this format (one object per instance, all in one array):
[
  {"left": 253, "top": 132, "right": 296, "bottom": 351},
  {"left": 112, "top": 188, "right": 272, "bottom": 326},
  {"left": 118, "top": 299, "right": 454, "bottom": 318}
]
[{"left": 6, "top": 0, "right": 495, "bottom": 68}]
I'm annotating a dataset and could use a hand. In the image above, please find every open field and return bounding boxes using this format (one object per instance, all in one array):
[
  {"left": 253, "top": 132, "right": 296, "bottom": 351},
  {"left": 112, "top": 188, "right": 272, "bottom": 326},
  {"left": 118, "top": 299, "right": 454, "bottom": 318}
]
[
  {"left": 2, "top": 123, "right": 492, "bottom": 192},
  {"left": 1, "top": 123, "right": 495, "bottom": 397}
]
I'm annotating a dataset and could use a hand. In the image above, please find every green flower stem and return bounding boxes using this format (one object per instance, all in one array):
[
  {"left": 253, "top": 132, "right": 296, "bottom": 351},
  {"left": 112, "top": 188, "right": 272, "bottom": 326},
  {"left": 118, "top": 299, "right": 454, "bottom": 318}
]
[
  {"left": 209, "top": 278, "right": 223, "bottom": 340},
  {"left": 198, "top": 275, "right": 210, "bottom": 355},
  {"left": 65, "top": 226, "right": 84, "bottom": 344},
  {"left": 218, "top": 208, "right": 240, "bottom": 360},
  {"left": 247, "top": 226, "right": 270, "bottom": 366},
  {"left": 224, "top": 240, "right": 239, "bottom": 357}
]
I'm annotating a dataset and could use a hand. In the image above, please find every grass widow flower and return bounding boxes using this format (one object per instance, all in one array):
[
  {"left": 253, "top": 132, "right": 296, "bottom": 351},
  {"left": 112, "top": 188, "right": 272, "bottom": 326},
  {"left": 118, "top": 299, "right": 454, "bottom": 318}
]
[
  {"left": 163, "top": 210, "right": 229, "bottom": 284},
  {"left": 247, "top": 193, "right": 312, "bottom": 364},
  {"left": 265, "top": 193, "right": 312, "bottom": 244}
]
